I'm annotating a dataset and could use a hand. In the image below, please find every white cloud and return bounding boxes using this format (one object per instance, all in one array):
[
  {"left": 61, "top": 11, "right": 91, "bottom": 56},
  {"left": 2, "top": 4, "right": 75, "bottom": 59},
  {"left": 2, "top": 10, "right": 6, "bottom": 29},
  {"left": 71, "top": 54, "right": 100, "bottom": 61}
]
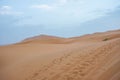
[
  {"left": 1, "top": 6, "right": 12, "bottom": 10},
  {"left": 59, "top": 0, "right": 68, "bottom": 5},
  {"left": 0, "top": 5, "right": 23, "bottom": 15},
  {"left": 31, "top": 4, "right": 53, "bottom": 10},
  {"left": 30, "top": 0, "right": 68, "bottom": 11}
]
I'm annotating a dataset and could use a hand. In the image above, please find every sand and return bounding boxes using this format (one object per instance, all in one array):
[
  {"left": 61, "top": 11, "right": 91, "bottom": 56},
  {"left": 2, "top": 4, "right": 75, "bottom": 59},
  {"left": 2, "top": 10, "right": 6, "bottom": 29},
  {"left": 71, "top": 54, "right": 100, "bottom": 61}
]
[{"left": 0, "top": 29, "right": 120, "bottom": 80}]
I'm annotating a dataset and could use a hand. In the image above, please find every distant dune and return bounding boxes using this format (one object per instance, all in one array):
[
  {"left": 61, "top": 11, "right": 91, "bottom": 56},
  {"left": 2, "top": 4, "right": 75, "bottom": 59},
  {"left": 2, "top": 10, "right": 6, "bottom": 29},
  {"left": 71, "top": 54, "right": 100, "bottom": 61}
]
[{"left": 0, "top": 29, "right": 120, "bottom": 80}]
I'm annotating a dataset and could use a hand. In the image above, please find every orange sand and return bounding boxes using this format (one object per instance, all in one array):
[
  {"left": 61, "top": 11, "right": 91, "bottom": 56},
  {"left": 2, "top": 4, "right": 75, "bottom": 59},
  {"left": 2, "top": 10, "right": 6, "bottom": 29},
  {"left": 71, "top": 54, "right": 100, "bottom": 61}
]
[{"left": 0, "top": 29, "right": 120, "bottom": 80}]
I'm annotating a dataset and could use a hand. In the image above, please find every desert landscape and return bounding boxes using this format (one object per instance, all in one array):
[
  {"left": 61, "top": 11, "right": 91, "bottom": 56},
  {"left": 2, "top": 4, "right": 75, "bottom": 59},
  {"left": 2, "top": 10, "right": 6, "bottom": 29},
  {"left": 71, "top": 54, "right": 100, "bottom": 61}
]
[{"left": 0, "top": 29, "right": 120, "bottom": 80}]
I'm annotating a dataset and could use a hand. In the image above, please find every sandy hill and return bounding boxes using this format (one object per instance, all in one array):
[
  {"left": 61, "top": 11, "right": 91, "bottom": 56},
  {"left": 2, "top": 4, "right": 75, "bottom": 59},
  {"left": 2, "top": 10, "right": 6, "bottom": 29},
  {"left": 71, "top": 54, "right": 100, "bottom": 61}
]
[
  {"left": 68, "top": 29, "right": 120, "bottom": 42},
  {"left": 18, "top": 35, "right": 65, "bottom": 44},
  {"left": 0, "top": 29, "right": 120, "bottom": 80}
]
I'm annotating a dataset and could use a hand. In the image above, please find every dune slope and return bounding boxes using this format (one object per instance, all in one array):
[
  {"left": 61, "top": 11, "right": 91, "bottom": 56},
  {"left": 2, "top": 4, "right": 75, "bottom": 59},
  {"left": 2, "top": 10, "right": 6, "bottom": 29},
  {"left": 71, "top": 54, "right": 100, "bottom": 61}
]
[{"left": 0, "top": 29, "right": 120, "bottom": 80}]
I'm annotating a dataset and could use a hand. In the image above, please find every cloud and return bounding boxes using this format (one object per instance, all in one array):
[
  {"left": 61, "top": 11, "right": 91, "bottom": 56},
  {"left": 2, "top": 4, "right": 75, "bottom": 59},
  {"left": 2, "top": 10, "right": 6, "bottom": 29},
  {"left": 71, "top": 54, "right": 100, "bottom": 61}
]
[
  {"left": 1, "top": 6, "right": 12, "bottom": 10},
  {"left": 0, "top": 5, "right": 23, "bottom": 15},
  {"left": 59, "top": 0, "right": 68, "bottom": 5},
  {"left": 31, "top": 4, "right": 53, "bottom": 10},
  {"left": 30, "top": 0, "right": 68, "bottom": 11}
]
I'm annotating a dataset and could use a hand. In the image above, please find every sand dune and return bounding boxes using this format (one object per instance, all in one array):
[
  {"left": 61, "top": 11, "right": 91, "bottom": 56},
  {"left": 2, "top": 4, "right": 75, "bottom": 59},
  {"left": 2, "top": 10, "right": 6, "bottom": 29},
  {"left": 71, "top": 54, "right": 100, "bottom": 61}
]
[
  {"left": 0, "top": 29, "right": 120, "bottom": 80},
  {"left": 19, "top": 35, "right": 65, "bottom": 44}
]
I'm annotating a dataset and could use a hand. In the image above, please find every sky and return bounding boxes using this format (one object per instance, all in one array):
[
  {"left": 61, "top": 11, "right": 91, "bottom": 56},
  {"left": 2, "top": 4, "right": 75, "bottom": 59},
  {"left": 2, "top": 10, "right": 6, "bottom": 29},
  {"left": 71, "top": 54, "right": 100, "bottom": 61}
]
[{"left": 0, "top": 0, "right": 120, "bottom": 45}]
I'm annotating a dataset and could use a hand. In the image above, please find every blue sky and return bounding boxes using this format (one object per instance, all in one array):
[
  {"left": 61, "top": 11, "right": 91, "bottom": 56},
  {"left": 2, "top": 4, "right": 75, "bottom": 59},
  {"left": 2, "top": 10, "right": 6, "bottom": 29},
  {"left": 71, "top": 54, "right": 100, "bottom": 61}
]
[{"left": 0, "top": 0, "right": 120, "bottom": 45}]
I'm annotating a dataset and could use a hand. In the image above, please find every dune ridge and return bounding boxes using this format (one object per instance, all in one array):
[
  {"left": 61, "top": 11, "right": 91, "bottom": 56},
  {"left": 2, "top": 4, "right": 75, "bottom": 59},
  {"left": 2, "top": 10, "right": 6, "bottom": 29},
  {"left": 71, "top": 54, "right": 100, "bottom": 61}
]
[{"left": 0, "top": 29, "right": 120, "bottom": 80}]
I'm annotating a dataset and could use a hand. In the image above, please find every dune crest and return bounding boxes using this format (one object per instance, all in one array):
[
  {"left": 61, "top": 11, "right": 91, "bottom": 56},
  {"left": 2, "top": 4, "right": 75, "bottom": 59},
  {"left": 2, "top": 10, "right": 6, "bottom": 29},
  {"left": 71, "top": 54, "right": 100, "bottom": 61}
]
[
  {"left": 19, "top": 34, "right": 65, "bottom": 44},
  {"left": 0, "top": 29, "right": 120, "bottom": 80}
]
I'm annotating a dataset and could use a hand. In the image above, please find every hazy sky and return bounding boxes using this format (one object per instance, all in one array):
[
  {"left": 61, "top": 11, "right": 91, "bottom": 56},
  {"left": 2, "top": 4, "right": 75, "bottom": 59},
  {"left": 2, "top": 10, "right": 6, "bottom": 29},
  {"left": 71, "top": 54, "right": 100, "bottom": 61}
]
[{"left": 0, "top": 0, "right": 120, "bottom": 45}]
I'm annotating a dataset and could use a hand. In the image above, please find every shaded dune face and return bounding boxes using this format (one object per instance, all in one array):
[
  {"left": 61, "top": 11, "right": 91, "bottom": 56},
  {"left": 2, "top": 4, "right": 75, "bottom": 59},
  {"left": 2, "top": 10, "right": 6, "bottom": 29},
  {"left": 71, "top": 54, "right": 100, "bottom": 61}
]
[{"left": 0, "top": 29, "right": 120, "bottom": 80}]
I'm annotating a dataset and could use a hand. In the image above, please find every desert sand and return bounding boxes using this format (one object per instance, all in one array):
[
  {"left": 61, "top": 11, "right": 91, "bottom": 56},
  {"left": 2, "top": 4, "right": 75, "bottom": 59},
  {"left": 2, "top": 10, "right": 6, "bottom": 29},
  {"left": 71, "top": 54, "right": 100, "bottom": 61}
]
[{"left": 0, "top": 29, "right": 120, "bottom": 80}]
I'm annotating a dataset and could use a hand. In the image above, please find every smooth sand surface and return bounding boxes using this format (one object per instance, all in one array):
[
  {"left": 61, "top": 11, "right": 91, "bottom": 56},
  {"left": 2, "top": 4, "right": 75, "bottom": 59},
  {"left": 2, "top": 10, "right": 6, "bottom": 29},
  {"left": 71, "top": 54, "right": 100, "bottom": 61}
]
[{"left": 0, "top": 29, "right": 120, "bottom": 80}]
